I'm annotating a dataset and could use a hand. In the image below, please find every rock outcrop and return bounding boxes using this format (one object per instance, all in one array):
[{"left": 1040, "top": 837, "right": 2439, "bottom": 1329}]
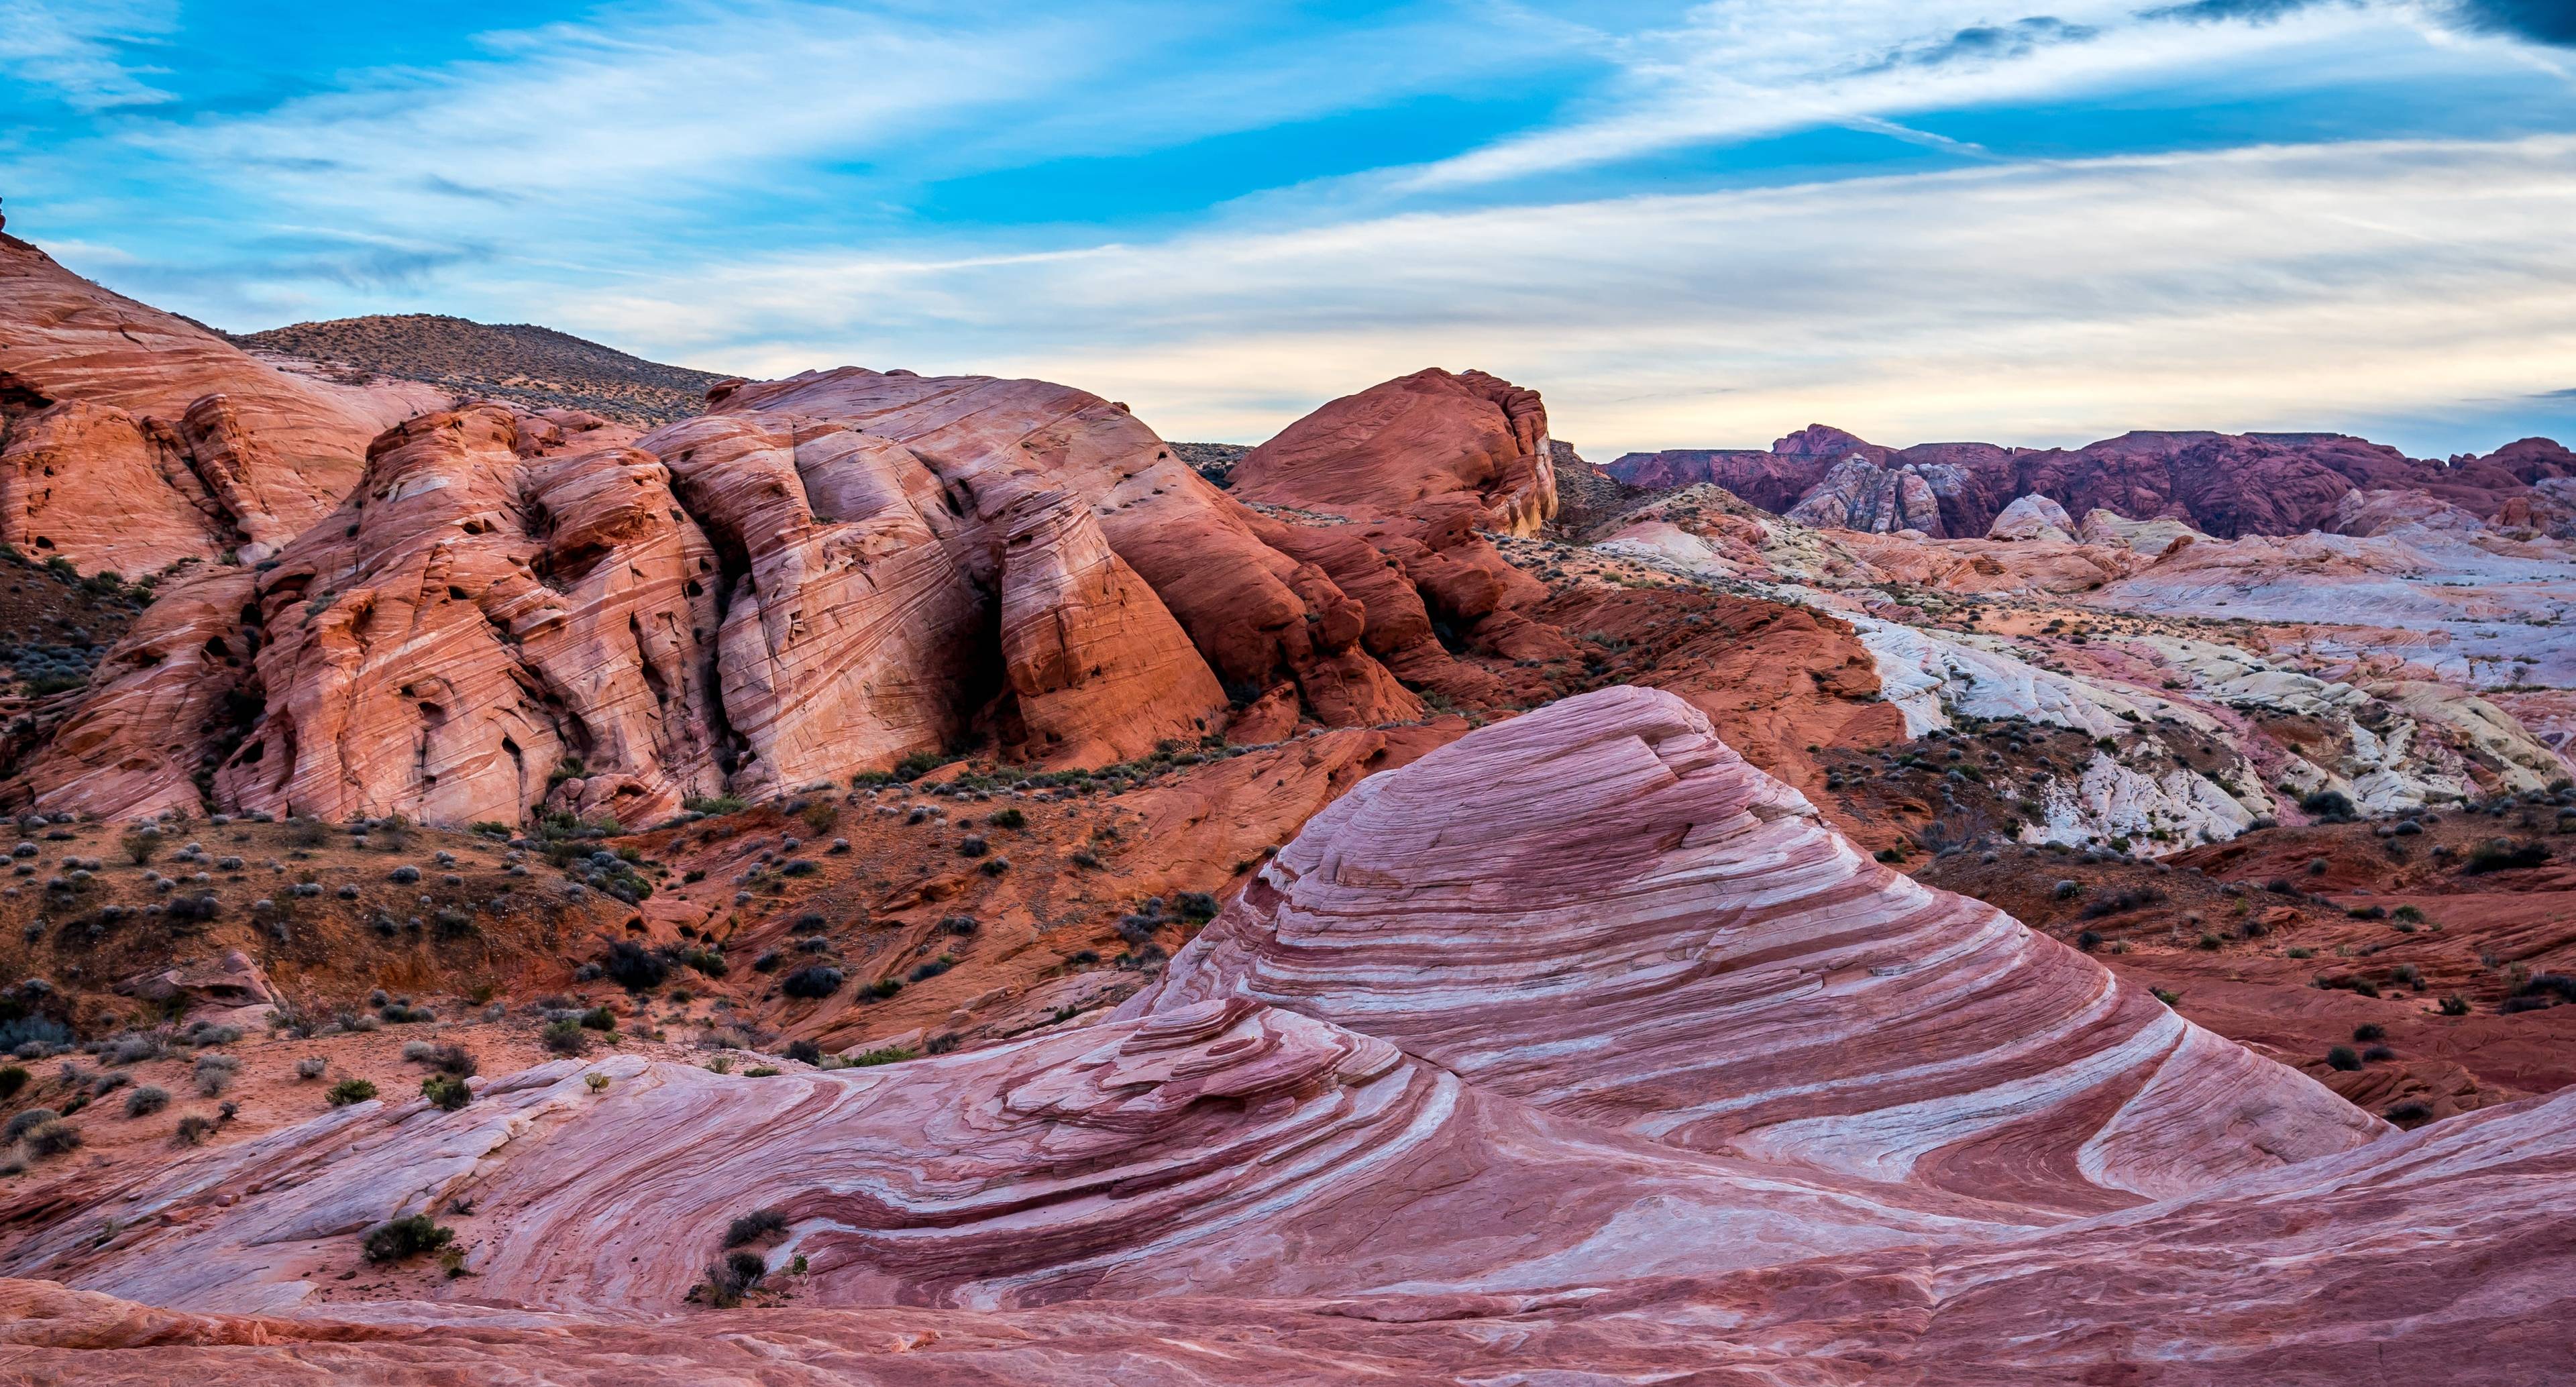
[
  {"left": 34, "top": 367, "right": 1446, "bottom": 823},
  {"left": 1232, "top": 368, "right": 1556, "bottom": 535},
  {"left": 1986, "top": 490, "right": 2074, "bottom": 541},
  {"left": 1140, "top": 687, "right": 2379, "bottom": 1210},
  {"left": 0, "top": 234, "right": 440, "bottom": 571},
  {"left": 1609, "top": 423, "right": 2576, "bottom": 539},
  {"left": 1782, "top": 456, "right": 1960, "bottom": 535}
]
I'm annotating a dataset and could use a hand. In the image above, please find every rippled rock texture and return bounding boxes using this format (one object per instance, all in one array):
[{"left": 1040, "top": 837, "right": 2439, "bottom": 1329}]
[
  {"left": 34, "top": 364, "right": 1452, "bottom": 822},
  {"left": 11, "top": 689, "right": 2574, "bottom": 1384},
  {"left": 0, "top": 233, "right": 438, "bottom": 571},
  {"left": 1141, "top": 686, "right": 2380, "bottom": 1208}
]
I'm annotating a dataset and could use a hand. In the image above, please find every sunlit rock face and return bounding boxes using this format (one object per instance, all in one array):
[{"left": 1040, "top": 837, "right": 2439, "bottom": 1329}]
[
  {"left": 0, "top": 233, "right": 441, "bottom": 573},
  {"left": 1232, "top": 368, "right": 1556, "bottom": 537}
]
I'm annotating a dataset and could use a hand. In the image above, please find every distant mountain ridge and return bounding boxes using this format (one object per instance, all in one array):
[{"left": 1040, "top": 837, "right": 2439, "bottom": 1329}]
[
  {"left": 1608, "top": 425, "right": 2576, "bottom": 539},
  {"left": 230, "top": 313, "right": 728, "bottom": 426}
]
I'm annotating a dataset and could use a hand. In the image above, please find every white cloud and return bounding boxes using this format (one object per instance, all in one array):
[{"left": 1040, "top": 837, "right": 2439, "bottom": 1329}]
[
  {"left": 532, "top": 134, "right": 2576, "bottom": 457},
  {"left": 0, "top": 0, "right": 176, "bottom": 111}
]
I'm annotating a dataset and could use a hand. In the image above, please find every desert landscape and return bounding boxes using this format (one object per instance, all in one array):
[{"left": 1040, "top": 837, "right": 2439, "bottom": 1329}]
[{"left": 0, "top": 206, "right": 2571, "bottom": 1382}]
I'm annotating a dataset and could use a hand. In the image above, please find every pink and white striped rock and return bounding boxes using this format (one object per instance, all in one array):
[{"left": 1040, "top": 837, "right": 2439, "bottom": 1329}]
[{"left": 1137, "top": 685, "right": 2381, "bottom": 1211}]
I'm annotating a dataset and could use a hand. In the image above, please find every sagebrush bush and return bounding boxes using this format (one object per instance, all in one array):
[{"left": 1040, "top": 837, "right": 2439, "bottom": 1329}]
[
  {"left": 123, "top": 1085, "right": 169, "bottom": 1117},
  {"left": 297, "top": 1056, "right": 328, "bottom": 1080},
  {"left": 362, "top": 1214, "right": 453, "bottom": 1263},
  {"left": 543, "top": 1019, "right": 590, "bottom": 1055}
]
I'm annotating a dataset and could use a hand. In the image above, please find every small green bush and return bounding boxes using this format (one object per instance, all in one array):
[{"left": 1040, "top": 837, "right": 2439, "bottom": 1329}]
[
  {"left": 327, "top": 1078, "right": 379, "bottom": 1107},
  {"left": 420, "top": 1073, "right": 472, "bottom": 1111},
  {"left": 362, "top": 1214, "right": 453, "bottom": 1263},
  {"left": 543, "top": 1019, "right": 590, "bottom": 1055}
]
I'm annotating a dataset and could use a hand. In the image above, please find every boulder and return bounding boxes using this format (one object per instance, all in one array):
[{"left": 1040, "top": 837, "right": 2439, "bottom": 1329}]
[{"left": 1232, "top": 368, "right": 1556, "bottom": 535}]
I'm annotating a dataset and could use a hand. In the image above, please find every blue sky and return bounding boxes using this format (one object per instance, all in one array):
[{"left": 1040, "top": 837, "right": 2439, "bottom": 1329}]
[{"left": 4, "top": 0, "right": 2572, "bottom": 457}]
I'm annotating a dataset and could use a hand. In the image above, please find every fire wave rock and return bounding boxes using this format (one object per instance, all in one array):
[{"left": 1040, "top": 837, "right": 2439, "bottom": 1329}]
[
  {"left": 1138, "top": 685, "right": 2382, "bottom": 1210},
  {"left": 3, "top": 999, "right": 2029, "bottom": 1315}
]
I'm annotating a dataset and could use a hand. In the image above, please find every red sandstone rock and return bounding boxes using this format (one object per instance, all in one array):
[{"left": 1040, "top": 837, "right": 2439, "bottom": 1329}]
[
  {"left": 0, "top": 234, "right": 440, "bottom": 571},
  {"left": 706, "top": 368, "right": 1420, "bottom": 728},
  {"left": 1233, "top": 368, "right": 1556, "bottom": 535},
  {"left": 15, "top": 567, "right": 259, "bottom": 820}
]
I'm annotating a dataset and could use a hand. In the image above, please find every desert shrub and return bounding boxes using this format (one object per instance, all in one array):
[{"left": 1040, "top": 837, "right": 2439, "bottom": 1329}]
[
  {"left": 2440, "top": 994, "right": 2472, "bottom": 1016},
  {"left": 0, "top": 1064, "right": 24, "bottom": 1101},
  {"left": 702, "top": 1250, "right": 767, "bottom": 1306},
  {"left": 21, "top": 1117, "right": 80, "bottom": 1157},
  {"left": 684, "top": 795, "right": 749, "bottom": 816},
  {"left": 1176, "top": 891, "right": 1220, "bottom": 920},
  {"left": 2383, "top": 1099, "right": 2434, "bottom": 1128},
  {"left": 297, "top": 1056, "right": 327, "bottom": 1080},
  {"left": 421, "top": 1073, "right": 472, "bottom": 1111},
  {"left": 785, "top": 1040, "right": 820, "bottom": 1065},
  {"left": 579, "top": 1005, "right": 616, "bottom": 1032},
  {"left": 985, "top": 807, "right": 1024, "bottom": 830},
  {"left": 798, "top": 801, "right": 840, "bottom": 835},
  {"left": 2465, "top": 841, "right": 2551, "bottom": 875},
  {"left": 2326, "top": 1045, "right": 2363, "bottom": 1072},
  {"left": 780, "top": 966, "right": 843, "bottom": 1000},
  {"left": 543, "top": 1019, "right": 590, "bottom": 1055},
  {"left": 780, "top": 858, "right": 818, "bottom": 877},
  {"left": 602, "top": 940, "right": 668, "bottom": 991},
  {"left": 742, "top": 1065, "right": 781, "bottom": 1076},
  {"left": 2080, "top": 887, "right": 2165, "bottom": 920},
  {"left": 173, "top": 1113, "right": 216, "bottom": 1146},
  {"left": 362, "top": 1214, "right": 453, "bottom": 1263},
  {"left": 723, "top": 1208, "right": 788, "bottom": 1247},
  {"left": 908, "top": 956, "right": 954, "bottom": 983},
  {"left": 2353, "top": 1023, "right": 2385, "bottom": 1042},
  {"left": 2362, "top": 1044, "right": 2396, "bottom": 1062},
  {"left": 850, "top": 1045, "right": 915, "bottom": 1066},
  {"left": 2073, "top": 930, "right": 2102, "bottom": 952},
  {"left": 2515, "top": 973, "right": 2576, "bottom": 1005},
  {"left": 327, "top": 1078, "right": 378, "bottom": 1106},
  {"left": 2300, "top": 789, "right": 2355, "bottom": 821},
  {"left": 185, "top": 1021, "right": 243, "bottom": 1048},
  {"left": 863, "top": 977, "right": 902, "bottom": 1000},
  {"left": 752, "top": 950, "right": 782, "bottom": 973},
  {"left": 193, "top": 1054, "right": 239, "bottom": 1097},
  {"left": 979, "top": 856, "right": 1008, "bottom": 877},
  {"left": 5, "top": 1107, "right": 58, "bottom": 1141},
  {"left": 123, "top": 1085, "right": 169, "bottom": 1117},
  {"left": 426, "top": 1044, "right": 477, "bottom": 1076},
  {"left": 2051, "top": 879, "right": 2081, "bottom": 900},
  {"left": 118, "top": 828, "right": 162, "bottom": 865}
]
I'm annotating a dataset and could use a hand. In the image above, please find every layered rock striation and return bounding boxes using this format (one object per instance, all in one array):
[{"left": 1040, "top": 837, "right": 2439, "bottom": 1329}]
[
  {"left": 1139, "top": 687, "right": 2380, "bottom": 1211},
  {"left": 0, "top": 234, "right": 439, "bottom": 571}
]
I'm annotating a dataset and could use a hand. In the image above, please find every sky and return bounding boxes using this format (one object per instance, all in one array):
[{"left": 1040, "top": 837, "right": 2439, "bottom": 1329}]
[{"left": 3, "top": 0, "right": 2573, "bottom": 459}]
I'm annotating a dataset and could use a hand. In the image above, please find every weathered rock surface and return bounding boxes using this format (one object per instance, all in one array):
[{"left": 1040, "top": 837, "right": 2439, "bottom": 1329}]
[
  {"left": 1611, "top": 423, "right": 2576, "bottom": 539},
  {"left": 1783, "top": 455, "right": 1960, "bottom": 535},
  {"left": 706, "top": 368, "right": 1419, "bottom": 728},
  {"left": 1986, "top": 490, "right": 2074, "bottom": 541},
  {"left": 1140, "top": 687, "right": 2380, "bottom": 1209},
  {"left": 0, "top": 234, "right": 440, "bottom": 571},
  {"left": 1233, "top": 368, "right": 1556, "bottom": 535},
  {"left": 15, "top": 567, "right": 260, "bottom": 820}
]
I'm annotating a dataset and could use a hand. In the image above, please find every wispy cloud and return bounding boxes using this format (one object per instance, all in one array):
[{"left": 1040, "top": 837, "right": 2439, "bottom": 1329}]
[
  {"left": 0, "top": 0, "right": 177, "bottom": 111},
  {"left": 521, "top": 134, "right": 2576, "bottom": 457}
]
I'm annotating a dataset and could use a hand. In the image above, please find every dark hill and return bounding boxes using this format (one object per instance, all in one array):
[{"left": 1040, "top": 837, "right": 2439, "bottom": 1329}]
[{"left": 230, "top": 313, "right": 728, "bottom": 427}]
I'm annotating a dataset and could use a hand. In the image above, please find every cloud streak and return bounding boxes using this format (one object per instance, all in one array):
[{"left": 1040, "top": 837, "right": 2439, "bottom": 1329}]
[{"left": 525, "top": 134, "right": 2576, "bottom": 458}]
